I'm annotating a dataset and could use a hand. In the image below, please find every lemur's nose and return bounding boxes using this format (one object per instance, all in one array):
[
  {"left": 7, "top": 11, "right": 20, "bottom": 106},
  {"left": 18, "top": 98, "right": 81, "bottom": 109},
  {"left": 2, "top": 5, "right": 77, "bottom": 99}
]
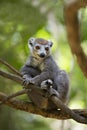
[{"left": 40, "top": 53, "right": 45, "bottom": 58}]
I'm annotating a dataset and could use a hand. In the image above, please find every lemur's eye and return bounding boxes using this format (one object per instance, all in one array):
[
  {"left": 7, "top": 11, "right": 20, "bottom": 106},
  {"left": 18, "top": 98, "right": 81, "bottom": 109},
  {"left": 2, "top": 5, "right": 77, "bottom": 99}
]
[
  {"left": 35, "top": 45, "right": 40, "bottom": 50},
  {"left": 45, "top": 47, "right": 49, "bottom": 51}
]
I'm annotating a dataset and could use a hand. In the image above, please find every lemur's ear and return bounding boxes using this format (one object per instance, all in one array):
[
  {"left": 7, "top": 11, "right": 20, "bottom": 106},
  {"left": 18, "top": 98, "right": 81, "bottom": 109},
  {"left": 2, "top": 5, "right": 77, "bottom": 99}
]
[
  {"left": 28, "top": 37, "right": 35, "bottom": 47},
  {"left": 48, "top": 40, "right": 53, "bottom": 47}
]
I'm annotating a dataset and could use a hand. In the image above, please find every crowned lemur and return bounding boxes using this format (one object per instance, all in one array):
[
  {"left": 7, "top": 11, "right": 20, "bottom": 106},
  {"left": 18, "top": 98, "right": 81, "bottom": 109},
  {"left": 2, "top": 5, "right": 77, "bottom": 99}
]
[{"left": 20, "top": 37, "right": 69, "bottom": 110}]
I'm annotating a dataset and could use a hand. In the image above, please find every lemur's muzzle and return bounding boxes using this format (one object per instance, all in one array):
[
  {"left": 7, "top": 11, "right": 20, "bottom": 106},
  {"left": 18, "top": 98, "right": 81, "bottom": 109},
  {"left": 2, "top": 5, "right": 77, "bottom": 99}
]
[{"left": 39, "top": 53, "right": 45, "bottom": 58}]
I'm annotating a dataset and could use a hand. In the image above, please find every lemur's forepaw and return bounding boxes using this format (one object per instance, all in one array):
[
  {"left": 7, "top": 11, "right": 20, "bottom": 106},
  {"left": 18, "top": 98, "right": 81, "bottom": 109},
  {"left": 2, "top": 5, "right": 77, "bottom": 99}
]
[
  {"left": 22, "top": 75, "right": 34, "bottom": 88},
  {"left": 41, "top": 79, "right": 53, "bottom": 90}
]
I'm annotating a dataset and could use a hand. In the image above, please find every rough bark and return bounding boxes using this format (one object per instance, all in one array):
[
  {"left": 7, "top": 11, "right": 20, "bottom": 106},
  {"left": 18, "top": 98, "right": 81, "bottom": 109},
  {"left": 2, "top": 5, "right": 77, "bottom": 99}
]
[
  {"left": 0, "top": 92, "right": 87, "bottom": 120},
  {"left": 64, "top": 0, "right": 87, "bottom": 77}
]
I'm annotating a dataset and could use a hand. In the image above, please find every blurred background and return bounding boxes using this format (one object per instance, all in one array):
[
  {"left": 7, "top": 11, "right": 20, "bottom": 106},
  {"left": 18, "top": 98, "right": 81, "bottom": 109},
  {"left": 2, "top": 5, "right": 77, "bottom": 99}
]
[{"left": 0, "top": 0, "right": 87, "bottom": 130}]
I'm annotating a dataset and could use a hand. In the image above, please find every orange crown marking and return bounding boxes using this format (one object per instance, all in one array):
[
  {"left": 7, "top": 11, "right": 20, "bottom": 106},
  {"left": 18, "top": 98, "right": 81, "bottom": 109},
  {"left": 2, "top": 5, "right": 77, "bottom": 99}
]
[{"left": 36, "top": 38, "right": 48, "bottom": 45}]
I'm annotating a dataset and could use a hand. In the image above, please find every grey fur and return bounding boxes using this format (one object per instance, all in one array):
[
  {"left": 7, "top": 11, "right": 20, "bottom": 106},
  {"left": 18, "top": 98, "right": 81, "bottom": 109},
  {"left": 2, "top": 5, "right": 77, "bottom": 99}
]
[{"left": 20, "top": 38, "right": 69, "bottom": 109}]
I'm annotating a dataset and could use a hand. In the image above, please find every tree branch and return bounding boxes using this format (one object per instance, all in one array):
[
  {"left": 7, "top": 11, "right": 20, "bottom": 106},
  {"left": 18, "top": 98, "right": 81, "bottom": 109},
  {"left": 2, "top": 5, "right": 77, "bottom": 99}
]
[
  {"left": 51, "top": 96, "right": 87, "bottom": 124},
  {"left": 0, "top": 89, "right": 29, "bottom": 105},
  {"left": 0, "top": 92, "right": 87, "bottom": 121},
  {"left": 0, "top": 70, "right": 22, "bottom": 84},
  {"left": 64, "top": 0, "right": 87, "bottom": 77},
  {"left": 0, "top": 92, "right": 70, "bottom": 120},
  {"left": 0, "top": 59, "right": 22, "bottom": 77},
  {"left": 0, "top": 61, "right": 87, "bottom": 124}
]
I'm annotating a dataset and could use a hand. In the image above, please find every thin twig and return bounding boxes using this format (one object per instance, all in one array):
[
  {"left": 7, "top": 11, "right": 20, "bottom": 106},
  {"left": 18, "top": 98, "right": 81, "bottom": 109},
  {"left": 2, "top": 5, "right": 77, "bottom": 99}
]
[
  {"left": 0, "top": 70, "right": 22, "bottom": 84},
  {"left": 0, "top": 59, "right": 22, "bottom": 77},
  {"left": 0, "top": 89, "right": 29, "bottom": 105}
]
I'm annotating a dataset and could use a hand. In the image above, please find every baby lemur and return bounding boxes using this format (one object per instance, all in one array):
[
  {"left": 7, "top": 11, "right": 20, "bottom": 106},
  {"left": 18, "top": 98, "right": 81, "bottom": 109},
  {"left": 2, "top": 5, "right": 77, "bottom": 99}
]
[{"left": 20, "top": 37, "right": 69, "bottom": 109}]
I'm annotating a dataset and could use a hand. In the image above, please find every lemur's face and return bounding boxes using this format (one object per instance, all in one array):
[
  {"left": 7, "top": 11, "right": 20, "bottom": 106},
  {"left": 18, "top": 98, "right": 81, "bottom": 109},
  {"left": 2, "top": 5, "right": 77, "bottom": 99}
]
[{"left": 28, "top": 37, "right": 53, "bottom": 59}]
